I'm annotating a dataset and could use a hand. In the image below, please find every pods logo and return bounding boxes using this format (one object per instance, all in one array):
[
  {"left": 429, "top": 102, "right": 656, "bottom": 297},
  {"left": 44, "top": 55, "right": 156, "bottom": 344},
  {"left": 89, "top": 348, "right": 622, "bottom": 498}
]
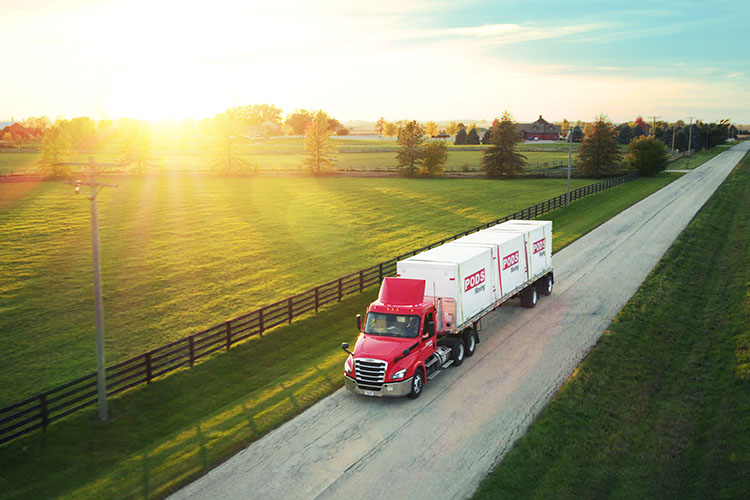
[
  {"left": 532, "top": 238, "right": 546, "bottom": 254},
  {"left": 502, "top": 251, "right": 520, "bottom": 270},
  {"left": 464, "top": 269, "right": 486, "bottom": 292}
]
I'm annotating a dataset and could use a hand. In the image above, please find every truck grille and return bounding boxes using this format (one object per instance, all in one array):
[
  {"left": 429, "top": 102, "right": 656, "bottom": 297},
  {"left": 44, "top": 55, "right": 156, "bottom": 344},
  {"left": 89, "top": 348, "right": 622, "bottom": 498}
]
[{"left": 355, "top": 358, "right": 387, "bottom": 387}]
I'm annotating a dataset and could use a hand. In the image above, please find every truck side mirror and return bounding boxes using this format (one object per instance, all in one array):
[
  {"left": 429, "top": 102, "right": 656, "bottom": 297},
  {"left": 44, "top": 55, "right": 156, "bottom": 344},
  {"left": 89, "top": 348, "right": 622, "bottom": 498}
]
[
  {"left": 341, "top": 342, "right": 353, "bottom": 355},
  {"left": 356, "top": 314, "right": 362, "bottom": 332}
]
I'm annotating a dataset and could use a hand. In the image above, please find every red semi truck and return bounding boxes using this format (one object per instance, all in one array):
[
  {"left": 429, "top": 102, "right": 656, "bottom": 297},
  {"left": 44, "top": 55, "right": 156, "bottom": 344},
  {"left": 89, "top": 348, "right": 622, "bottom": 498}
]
[{"left": 342, "top": 220, "right": 554, "bottom": 399}]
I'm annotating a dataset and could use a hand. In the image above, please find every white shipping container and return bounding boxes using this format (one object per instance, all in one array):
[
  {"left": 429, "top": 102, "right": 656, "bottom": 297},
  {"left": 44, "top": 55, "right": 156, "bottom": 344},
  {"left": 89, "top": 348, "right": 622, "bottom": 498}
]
[
  {"left": 451, "top": 230, "right": 528, "bottom": 300},
  {"left": 397, "top": 244, "right": 494, "bottom": 332},
  {"left": 488, "top": 220, "right": 552, "bottom": 281}
]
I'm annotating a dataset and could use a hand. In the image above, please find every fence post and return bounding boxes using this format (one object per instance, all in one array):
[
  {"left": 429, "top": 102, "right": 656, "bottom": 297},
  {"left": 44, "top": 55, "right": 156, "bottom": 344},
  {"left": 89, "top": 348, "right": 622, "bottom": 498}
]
[
  {"left": 338, "top": 278, "right": 343, "bottom": 301},
  {"left": 288, "top": 297, "right": 293, "bottom": 324},
  {"left": 314, "top": 287, "right": 319, "bottom": 312},
  {"left": 259, "top": 309, "right": 264, "bottom": 337},
  {"left": 379, "top": 262, "right": 383, "bottom": 281},
  {"left": 225, "top": 321, "right": 232, "bottom": 350},
  {"left": 189, "top": 336, "right": 195, "bottom": 367},
  {"left": 39, "top": 393, "right": 49, "bottom": 429},
  {"left": 359, "top": 270, "right": 364, "bottom": 292},
  {"left": 146, "top": 352, "right": 153, "bottom": 383}
]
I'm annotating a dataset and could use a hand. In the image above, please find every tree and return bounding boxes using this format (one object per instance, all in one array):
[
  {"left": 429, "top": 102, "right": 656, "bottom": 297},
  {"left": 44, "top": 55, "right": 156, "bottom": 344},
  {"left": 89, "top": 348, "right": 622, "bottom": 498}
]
[
  {"left": 482, "top": 129, "right": 492, "bottom": 144},
  {"left": 480, "top": 111, "right": 527, "bottom": 178},
  {"left": 396, "top": 120, "right": 425, "bottom": 177},
  {"left": 382, "top": 121, "right": 399, "bottom": 137},
  {"left": 626, "top": 136, "right": 668, "bottom": 176},
  {"left": 454, "top": 128, "right": 467, "bottom": 145},
  {"left": 424, "top": 121, "right": 439, "bottom": 137},
  {"left": 119, "top": 120, "right": 155, "bottom": 174},
  {"left": 37, "top": 125, "right": 71, "bottom": 177},
  {"left": 304, "top": 110, "right": 337, "bottom": 174},
  {"left": 616, "top": 123, "right": 634, "bottom": 145},
  {"left": 571, "top": 126, "right": 584, "bottom": 142},
  {"left": 446, "top": 121, "right": 459, "bottom": 136},
  {"left": 577, "top": 115, "right": 622, "bottom": 177},
  {"left": 285, "top": 109, "right": 313, "bottom": 135},
  {"left": 207, "top": 113, "right": 249, "bottom": 175},
  {"left": 466, "top": 127, "right": 480, "bottom": 145},
  {"left": 375, "top": 117, "right": 386, "bottom": 135},
  {"left": 420, "top": 140, "right": 448, "bottom": 176},
  {"left": 560, "top": 118, "right": 570, "bottom": 137},
  {"left": 227, "top": 104, "right": 283, "bottom": 127}
]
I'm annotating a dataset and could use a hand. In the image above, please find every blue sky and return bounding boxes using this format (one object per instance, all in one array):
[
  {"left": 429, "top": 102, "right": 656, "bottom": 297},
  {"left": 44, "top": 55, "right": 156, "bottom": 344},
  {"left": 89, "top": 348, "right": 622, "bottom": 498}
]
[{"left": 1, "top": 0, "right": 747, "bottom": 123}]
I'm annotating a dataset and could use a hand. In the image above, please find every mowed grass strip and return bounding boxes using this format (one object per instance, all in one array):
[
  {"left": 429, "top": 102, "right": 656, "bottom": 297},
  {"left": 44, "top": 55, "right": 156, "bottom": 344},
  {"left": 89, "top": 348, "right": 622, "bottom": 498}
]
[
  {"left": 0, "top": 172, "right": 681, "bottom": 500},
  {"left": 473, "top": 155, "right": 750, "bottom": 500},
  {"left": 0, "top": 176, "right": 595, "bottom": 403}
]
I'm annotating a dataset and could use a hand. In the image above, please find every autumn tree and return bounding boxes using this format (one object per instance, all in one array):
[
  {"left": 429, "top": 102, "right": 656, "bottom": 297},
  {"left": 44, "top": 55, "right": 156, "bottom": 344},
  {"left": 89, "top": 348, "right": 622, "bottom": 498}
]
[
  {"left": 446, "top": 121, "right": 459, "bottom": 136},
  {"left": 285, "top": 109, "right": 313, "bottom": 135},
  {"left": 382, "top": 121, "right": 399, "bottom": 137},
  {"left": 577, "top": 116, "right": 622, "bottom": 177},
  {"left": 304, "top": 110, "right": 337, "bottom": 174},
  {"left": 375, "top": 117, "right": 386, "bottom": 135},
  {"left": 420, "top": 140, "right": 448, "bottom": 176},
  {"left": 396, "top": 120, "right": 425, "bottom": 177},
  {"left": 626, "top": 136, "right": 668, "bottom": 176},
  {"left": 37, "top": 125, "right": 72, "bottom": 177},
  {"left": 480, "top": 111, "right": 527, "bottom": 178},
  {"left": 424, "top": 121, "right": 439, "bottom": 137}
]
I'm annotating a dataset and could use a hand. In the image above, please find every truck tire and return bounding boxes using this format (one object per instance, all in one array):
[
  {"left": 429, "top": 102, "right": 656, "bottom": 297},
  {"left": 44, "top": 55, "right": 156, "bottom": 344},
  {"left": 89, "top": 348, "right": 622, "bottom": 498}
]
[
  {"left": 521, "top": 286, "right": 538, "bottom": 308},
  {"left": 451, "top": 338, "right": 465, "bottom": 366},
  {"left": 407, "top": 368, "right": 425, "bottom": 399},
  {"left": 540, "top": 274, "right": 553, "bottom": 296},
  {"left": 464, "top": 329, "right": 478, "bottom": 358}
]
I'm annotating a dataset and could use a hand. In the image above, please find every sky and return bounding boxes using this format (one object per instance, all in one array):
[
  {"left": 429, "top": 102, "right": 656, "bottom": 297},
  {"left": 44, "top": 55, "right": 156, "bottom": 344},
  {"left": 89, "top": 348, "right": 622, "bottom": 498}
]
[{"left": 1, "top": 0, "right": 748, "bottom": 123}]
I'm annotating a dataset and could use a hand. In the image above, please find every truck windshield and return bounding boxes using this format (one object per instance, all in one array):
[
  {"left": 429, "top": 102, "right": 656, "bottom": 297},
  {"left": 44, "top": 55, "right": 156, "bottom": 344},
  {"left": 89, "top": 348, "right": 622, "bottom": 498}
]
[{"left": 364, "top": 313, "right": 420, "bottom": 338}]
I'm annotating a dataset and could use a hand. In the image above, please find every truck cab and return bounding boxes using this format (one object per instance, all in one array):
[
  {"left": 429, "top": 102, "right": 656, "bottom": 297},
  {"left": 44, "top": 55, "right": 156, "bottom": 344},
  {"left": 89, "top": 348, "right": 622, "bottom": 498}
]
[{"left": 343, "top": 278, "right": 473, "bottom": 399}]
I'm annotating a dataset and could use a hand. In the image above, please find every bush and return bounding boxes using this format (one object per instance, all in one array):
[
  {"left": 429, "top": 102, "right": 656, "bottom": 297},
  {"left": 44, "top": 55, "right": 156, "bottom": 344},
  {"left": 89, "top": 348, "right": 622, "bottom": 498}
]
[{"left": 626, "top": 136, "right": 668, "bottom": 176}]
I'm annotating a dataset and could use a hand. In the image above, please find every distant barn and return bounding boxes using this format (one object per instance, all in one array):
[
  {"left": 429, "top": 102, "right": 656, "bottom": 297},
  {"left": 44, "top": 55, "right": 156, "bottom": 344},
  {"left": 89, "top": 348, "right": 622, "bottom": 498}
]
[{"left": 517, "top": 115, "right": 560, "bottom": 141}]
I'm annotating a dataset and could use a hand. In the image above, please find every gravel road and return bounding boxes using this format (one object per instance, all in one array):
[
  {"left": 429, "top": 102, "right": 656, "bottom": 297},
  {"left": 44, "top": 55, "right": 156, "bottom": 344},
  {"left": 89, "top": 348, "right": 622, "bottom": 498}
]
[{"left": 171, "top": 142, "right": 749, "bottom": 500}]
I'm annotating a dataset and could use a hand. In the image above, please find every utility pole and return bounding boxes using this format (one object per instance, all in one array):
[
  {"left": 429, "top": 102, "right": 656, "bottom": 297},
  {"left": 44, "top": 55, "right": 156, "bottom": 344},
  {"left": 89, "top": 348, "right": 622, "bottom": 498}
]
[
  {"left": 566, "top": 127, "right": 573, "bottom": 208},
  {"left": 687, "top": 117, "right": 695, "bottom": 155},
  {"left": 68, "top": 157, "right": 118, "bottom": 421},
  {"left": 648, "top": 116, "right": 661, "bottom": 137},
  {"left": 671, "top": 123, "right": 676, "bottom": 156}
]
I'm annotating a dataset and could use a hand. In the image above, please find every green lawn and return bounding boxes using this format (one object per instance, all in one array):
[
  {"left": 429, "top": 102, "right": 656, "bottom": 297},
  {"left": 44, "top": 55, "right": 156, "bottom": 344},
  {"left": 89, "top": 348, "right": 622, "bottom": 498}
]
[
  {"left": 0, "top": 171, "right": 681, "bottom": 500},
  {"left": 669, "top": 146, "right": 726, "bottom": 170},
  {"left": 474, "top": 155, "right": 750, "bottom": 499},
  {"left": 0, "top": 176, "right": 596, "bottom": 404}
]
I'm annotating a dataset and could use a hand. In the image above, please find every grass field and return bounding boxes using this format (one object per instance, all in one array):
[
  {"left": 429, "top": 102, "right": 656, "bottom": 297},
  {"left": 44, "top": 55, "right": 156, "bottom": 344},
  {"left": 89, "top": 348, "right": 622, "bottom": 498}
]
[
  {"left": 0, "top": 171, "right": 681, "bottom": 500},
  {"left": 669, "top": 146, "right": 726, "bottom": 170},
  {"left": 473, "top": 154, "right": 750, "bottom": 499},
  {"left": 0, "top": 175, "right": 599, "bottom": 404}
]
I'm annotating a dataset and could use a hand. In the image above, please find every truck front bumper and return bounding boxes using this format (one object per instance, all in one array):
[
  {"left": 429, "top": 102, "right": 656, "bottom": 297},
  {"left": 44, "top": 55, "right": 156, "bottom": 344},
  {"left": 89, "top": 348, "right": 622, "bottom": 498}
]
[{"left": 344, "top": 374, "right": 413, "bottom": 397}]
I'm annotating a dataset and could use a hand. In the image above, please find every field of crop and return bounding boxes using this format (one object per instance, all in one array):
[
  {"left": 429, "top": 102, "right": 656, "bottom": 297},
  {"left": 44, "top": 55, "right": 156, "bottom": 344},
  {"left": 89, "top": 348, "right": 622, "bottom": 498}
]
[
  {"left": 474, "top": 154, "right": 750, "bottom": 499},
  {"left": 0, "top": 171, "right": 681, "bottom": 500},
  {"left": 0, "top": 175, "right": 598, "bottom": 404}
]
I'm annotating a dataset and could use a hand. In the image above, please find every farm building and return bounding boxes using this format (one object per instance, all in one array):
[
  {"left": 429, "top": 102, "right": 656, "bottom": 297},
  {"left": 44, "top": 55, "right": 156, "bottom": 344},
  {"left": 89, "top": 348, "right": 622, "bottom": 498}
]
[{"left": 517, "top": 115, "right": 560, "bottom": 141}]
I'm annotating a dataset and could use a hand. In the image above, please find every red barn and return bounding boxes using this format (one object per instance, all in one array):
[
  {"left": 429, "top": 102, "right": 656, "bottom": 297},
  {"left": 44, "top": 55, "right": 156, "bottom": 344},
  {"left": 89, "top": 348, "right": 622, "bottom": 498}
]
[{"left": 517, "top": 115, "right": 561, "bottom": 141}]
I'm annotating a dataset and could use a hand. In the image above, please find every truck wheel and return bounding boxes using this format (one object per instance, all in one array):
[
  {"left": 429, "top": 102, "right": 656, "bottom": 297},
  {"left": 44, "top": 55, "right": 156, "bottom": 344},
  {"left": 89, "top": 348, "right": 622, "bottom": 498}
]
[
  {"left": 522, "top": 286, "right": 538, "bottom": 308},
  {"left": 451, "top": 338, "right": 465, "bottom": 366},
  {"left": 464, "top": 329, "right": 478, "bottom": 357},
  {"left": 540, "top": 274, "right": 553, "bottom": 296},
  {"left": 407, "top": 368, "right": 424, "bottom": 399}
]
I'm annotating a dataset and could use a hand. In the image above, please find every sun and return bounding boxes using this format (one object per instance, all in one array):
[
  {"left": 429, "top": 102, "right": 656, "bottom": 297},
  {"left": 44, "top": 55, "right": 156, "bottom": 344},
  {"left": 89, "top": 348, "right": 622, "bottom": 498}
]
[{"left": 105, "top": 63, "right": 226, "bottom": 120}]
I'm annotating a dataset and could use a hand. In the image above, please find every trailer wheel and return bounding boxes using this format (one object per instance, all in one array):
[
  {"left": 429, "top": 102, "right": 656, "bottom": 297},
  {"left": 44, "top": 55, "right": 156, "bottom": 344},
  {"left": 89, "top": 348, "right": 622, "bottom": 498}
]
[
  {"left": 521, "top": 286, "right": 538, "bottom": 308},
  {"left": 407, "top": 368, "right": 425, "bottom": 399},
  {"left": 464, "top": 329, "right": 478, "bottom": 358},
  {"left": 451, "top": 338, "right": 465, "bottom": 366},
  {"left": 540, "top": 274, "right": 553, "bottom": 296}
]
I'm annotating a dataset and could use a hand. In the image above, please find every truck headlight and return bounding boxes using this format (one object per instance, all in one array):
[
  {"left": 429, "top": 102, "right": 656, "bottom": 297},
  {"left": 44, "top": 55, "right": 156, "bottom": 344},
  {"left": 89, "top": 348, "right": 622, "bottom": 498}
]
[
  {"left": 344, "top": 356, "right": 353, "bottom": 375},
  {"left": 391, "top": 368, "right": 407, "bottom": 380}
]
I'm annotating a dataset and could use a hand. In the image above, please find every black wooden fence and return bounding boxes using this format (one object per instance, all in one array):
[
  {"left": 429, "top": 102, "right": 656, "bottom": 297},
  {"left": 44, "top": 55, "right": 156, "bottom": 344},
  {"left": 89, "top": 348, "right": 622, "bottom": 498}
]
[{"left": 0, "top": 173, "right": 638, "bottom": 445}]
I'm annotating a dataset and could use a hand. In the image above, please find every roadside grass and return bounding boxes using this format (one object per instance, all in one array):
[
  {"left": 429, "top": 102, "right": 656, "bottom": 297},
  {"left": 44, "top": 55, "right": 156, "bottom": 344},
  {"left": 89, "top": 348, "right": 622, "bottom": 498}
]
[
  {"left": 473, "top": 154, "right": 750, "bottom": 499},
  {"left": 0, "top": 176, "right": 595, "bottom": 403},
  {"left": 0, "top": 171, "right": 682, "bottom": 500},
  {"left": 669, "top": 146, "right": 726, "bottom": 170}
]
